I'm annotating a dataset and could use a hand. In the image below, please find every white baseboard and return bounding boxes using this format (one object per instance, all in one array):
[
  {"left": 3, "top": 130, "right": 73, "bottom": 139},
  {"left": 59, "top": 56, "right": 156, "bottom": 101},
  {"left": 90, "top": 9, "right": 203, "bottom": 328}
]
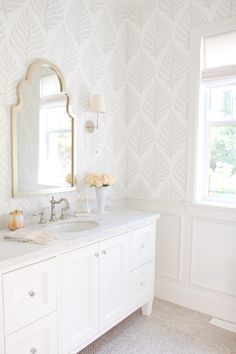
[
  {"left": 210, "top": 318, "right": 236, "bottom": 333},
  {"left": 155, "top": 276, "right": 236, "bottom": 324}
]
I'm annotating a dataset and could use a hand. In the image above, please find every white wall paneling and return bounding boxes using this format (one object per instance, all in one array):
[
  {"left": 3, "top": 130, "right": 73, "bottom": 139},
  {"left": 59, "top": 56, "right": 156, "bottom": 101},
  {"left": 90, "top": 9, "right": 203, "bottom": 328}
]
[
  {"left": 156, "top": 214, "right": 182, "bottom": 281},
  {"left": 127, "top": 198, "right": 236, "bottom": 323},
  {"left": 191, "top": 217, "right": 236, "bottom": 297}
]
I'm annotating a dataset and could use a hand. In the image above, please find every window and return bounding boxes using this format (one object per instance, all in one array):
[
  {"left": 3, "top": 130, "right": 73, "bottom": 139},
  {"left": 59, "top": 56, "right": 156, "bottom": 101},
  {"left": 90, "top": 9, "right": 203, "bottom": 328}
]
[
  {"left": 198, "top": 30, "right": 236, "bottom": 204},
  {"left": 38, "top": 74, "right": 71, "bottom": 187}
]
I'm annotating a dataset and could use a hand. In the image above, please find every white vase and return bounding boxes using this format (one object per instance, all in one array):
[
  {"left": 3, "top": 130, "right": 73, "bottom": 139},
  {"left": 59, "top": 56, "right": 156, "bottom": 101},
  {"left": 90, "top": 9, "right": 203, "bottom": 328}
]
[{"left": 95, "top": 187, "right": 110, "bottom": 214}]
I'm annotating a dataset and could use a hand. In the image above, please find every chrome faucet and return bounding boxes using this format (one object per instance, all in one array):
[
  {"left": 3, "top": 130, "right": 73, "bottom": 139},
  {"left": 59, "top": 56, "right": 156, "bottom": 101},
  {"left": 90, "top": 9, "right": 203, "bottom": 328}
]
[{"left": 49, "top": 196, "right": 70, "bottom": 222}]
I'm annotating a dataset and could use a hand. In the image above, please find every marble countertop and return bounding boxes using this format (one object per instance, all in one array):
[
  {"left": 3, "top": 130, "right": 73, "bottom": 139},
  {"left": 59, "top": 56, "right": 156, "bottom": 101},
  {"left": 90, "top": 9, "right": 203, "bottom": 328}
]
[{"left": 0, "top": 209, "right": 159, "bottom": 273}]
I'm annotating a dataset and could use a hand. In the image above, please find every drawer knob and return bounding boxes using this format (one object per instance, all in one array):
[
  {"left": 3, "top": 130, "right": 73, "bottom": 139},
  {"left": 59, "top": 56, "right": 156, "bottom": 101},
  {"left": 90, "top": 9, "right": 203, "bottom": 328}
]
[
  {"left": 101, "top": 249, "right": 106, "bottom": 255},
  {"left": 140, "top": 282, "right": 144, "bottom": 287},
  {"left": 94, "top": 252, "right": 99, "bottom": 257},
  {"left": 28, "top": 290, "right": 35, "bottom": 298},
  {"left": 140, "top": 244, "right": 145, "bottom": 248},
  {"left": 30, "top": 348, "right": 37, "bottom": 354}
]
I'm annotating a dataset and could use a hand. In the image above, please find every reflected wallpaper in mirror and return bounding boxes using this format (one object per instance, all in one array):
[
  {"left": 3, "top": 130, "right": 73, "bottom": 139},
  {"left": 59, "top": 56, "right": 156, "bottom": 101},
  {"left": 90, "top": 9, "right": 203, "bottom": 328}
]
[{"left": 11, "top": 61, "right": 75, "bottom": 197}]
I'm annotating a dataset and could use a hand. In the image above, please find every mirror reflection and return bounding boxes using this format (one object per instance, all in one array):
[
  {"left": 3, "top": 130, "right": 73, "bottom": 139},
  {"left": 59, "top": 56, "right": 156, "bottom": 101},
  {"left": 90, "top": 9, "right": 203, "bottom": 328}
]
[{"left": 12, "top": 61, "right": 75, "bottom": 197}]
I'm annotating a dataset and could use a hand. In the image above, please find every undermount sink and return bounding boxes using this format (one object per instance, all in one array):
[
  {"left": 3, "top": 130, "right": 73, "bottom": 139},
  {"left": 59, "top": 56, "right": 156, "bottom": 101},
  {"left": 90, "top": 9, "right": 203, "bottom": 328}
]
[{"left": 48, "top": 221, "right": 99, "bottom": 233}]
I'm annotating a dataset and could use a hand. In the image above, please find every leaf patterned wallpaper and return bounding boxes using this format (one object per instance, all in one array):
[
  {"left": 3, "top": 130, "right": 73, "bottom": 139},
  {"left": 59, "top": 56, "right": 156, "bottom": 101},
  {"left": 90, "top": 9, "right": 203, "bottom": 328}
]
[
  {"left": 0, "top": 0, "right": 127, "bottom": 217},
  {"left": 0, "top": 0, "right": 235, "bottom": 219},
  {"left": 126, "top": 0, "right": 236, "bottom": 201}
]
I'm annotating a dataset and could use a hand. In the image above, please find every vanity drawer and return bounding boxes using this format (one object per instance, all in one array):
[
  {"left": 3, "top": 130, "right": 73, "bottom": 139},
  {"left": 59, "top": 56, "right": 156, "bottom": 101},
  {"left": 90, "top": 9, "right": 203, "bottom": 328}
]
[
  {"left": 131, "top": 262, "right": 154, "bottom": 310},
  {"left": 3, "top": 258, "right": 57, "bottom": 335},
  {"left": 131, "top": 224, "right": 155, "bottom": 269},
  {"left": 5, "top": 313, "right": 57, "bottom": 354}
]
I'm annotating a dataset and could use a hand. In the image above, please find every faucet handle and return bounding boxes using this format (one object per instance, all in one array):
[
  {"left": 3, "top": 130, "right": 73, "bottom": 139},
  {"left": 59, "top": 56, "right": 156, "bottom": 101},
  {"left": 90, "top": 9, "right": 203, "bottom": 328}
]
[
  {"left": 60, "top": 207, "right": 67, "bottom": 220},
  {"left": 33, "top": 211, "right": 47, "bottom": 224},
  {"left": 50, "top": 196, "right": 55, "bottom": 204}
]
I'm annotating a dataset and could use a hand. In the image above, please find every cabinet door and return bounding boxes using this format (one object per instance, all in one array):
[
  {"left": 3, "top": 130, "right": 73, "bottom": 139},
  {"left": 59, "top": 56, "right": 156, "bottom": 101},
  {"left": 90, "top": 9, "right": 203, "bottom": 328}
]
[
  {"left": 61, "top": 244, "right": 99, "bottom": 353},
  {"left": 5, "top": 313, "right": 57, "bottom": 354},
  {"left": 100, "top": 233, "right": 130, "bottom": 330}
]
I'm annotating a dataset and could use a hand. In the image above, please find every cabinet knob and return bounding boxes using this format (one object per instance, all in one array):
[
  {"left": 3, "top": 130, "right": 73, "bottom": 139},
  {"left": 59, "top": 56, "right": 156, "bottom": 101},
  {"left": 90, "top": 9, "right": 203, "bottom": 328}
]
[
  {"left": 140, "top": 244, "right": 145, "bottom": 248},
  {"left": 94, "top": 252, "right": 99, "bottom": 257},
  {"left": 140, "top": 282, "right": 144, "bottom": 287},
  {"left": 101, "top": 250, "right": 106, "bottom": 255},
  {"left": 30, "top": 348, "right": 37, "bottom": 354},
  {"left": 28, "top": 290, "right": 35, "bottom": 298}
]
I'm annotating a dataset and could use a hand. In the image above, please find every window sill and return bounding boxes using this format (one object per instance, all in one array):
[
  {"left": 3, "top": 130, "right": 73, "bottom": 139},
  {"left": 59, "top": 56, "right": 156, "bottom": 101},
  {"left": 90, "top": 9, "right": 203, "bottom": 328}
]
[{"left": 194, "top": 200, "right": 236, "bottom": 210}]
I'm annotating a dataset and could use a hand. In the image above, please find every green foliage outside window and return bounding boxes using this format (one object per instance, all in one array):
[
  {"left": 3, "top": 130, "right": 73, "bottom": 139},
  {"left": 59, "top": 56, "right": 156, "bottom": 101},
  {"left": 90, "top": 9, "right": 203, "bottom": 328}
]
[{"left": 209, "top": 88, "right": 236, "bottom": 197}]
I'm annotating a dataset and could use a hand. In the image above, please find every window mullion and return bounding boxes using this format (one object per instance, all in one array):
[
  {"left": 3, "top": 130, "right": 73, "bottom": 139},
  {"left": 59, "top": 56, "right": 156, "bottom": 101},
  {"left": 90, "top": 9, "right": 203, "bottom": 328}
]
[
  {"left": 202, "top": 121, "right": 211, "bottom": 200},
  {"left": 208, "top": 121, "right": 236, "bottom": 126}
]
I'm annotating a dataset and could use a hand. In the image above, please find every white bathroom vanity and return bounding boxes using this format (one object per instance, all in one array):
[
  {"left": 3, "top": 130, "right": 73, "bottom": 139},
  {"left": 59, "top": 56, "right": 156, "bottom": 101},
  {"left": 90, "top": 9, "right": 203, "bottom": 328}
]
[{"left": 0, "top": 209, "right": 159, "bottom": 354}]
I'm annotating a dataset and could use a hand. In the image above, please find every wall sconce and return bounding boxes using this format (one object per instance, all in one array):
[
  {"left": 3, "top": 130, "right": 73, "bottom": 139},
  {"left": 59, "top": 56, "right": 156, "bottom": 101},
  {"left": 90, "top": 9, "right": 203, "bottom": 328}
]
[{"left": 85, "top": 95, "right": 106, "bottom": 133}]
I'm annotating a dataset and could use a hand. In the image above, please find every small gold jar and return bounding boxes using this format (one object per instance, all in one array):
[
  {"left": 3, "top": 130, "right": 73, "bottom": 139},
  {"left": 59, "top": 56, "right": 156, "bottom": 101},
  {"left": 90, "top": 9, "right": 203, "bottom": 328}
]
[{"left": 8, "top": 209, "right": 24, "bottom": 231}]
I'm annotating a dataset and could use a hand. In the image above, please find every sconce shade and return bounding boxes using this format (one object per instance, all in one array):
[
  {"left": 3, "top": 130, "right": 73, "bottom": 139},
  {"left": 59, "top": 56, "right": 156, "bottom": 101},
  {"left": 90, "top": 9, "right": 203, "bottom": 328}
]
[{"left": 90, "top": 95, "right": 106, "bottom": 113}]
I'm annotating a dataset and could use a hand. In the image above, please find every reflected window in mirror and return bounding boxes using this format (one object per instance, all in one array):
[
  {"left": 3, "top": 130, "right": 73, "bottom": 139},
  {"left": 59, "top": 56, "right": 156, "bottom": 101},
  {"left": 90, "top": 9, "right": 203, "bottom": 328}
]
[{"left": 12, "top": 60, "right": 75, "bottom": 197}]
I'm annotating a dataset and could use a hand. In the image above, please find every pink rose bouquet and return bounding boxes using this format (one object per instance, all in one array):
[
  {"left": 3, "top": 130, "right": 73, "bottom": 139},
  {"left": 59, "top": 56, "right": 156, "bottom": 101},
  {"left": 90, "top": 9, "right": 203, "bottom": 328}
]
[{"left": 87, "top": 174, "right": 116, "bottom": 188}]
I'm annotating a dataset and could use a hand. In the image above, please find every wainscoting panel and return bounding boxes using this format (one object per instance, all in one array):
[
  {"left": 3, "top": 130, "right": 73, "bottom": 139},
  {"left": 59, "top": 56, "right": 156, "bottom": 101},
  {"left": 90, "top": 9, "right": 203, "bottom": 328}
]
[
  {"left": 126, "top": 198, "right": 236, "bottom": 323},
  {"left": 191, "top": 217, "right": 236, "bottom": 297},
  {"left": 156, "top": 214, "right": 181, "bottom": 280}
]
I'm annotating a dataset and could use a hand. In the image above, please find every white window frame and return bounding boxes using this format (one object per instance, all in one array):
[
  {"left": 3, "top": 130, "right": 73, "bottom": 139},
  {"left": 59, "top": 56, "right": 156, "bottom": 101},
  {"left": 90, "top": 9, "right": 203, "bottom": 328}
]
[{"left": 187, "top": 16, "right": 236, "bottom": 207}]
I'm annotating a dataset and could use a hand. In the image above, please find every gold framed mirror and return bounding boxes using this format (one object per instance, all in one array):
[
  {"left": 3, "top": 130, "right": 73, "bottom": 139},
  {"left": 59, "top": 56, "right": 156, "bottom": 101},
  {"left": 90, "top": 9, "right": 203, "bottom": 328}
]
[{"left": 11, "top": 60, "right": 76, "bottom": 197}]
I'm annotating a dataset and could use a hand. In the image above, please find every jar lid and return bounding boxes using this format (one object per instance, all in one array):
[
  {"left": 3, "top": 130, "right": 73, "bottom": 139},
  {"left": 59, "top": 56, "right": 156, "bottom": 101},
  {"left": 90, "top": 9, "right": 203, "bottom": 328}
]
[{"left": 10, "top": 209, "right": 23, "bottom": 215}]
